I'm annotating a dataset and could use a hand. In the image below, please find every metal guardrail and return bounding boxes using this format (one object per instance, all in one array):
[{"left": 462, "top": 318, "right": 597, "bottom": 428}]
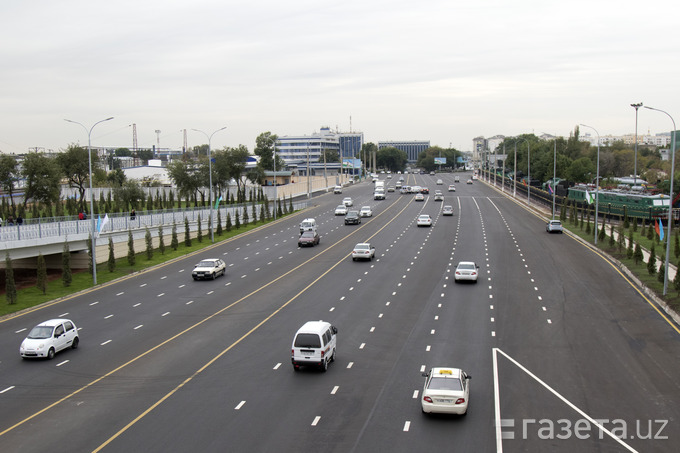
[{"left": 1, "top": 200, "right": 310, "bottom": 247}]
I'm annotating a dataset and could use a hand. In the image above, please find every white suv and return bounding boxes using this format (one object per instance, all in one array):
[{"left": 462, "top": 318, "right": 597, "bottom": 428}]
[{"left": 546, "top": 220, "right": 563, "bottom": 233}]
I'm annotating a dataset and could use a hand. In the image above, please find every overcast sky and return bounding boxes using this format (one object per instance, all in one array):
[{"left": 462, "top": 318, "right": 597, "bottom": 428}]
[{"left": 1, "top": 0, "right": 678, "bottom": 155}]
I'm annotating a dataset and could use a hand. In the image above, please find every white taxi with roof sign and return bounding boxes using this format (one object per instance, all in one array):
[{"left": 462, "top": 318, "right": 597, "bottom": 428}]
[{"left": 421, "top": 367, "right": 471, "bottom": 415}]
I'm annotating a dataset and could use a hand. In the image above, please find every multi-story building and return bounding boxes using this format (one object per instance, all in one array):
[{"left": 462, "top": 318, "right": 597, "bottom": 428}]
[
  {"left": 377, "top": 140, "right": 430, "bottom": 163},
  {"left": 275, "top": 127, "right": 341, "bottom": 165}
]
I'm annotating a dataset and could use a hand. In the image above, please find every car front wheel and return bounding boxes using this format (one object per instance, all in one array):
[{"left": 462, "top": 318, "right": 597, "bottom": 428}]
[
  {"left": 47, "top": 348, "right": 55, "bottom": 360},
  {"left": 72, "top": 337, "right": 79, "bottom": 349}
]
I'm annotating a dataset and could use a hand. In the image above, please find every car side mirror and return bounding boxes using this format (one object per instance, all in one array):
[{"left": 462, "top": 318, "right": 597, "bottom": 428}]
[
  {"left": 422, "top": 372, "right": 429, "bottom": 377},
  {"left": 332, "top": 326, "right": 338, "bottom": 334},
  {"left": 466, "top": 375, "right": 472, "bottom": 379}
]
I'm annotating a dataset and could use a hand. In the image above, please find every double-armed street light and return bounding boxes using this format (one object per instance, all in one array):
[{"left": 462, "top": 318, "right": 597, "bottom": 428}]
[
  {"left": 580, "top": 124, "right": 601, "bottom": 244},
  {"left": 64, "top": 116, "right": 114, "bottom": 285},
  {"left": 644, "top": 105, "right": 676, "bottom": 295},
  {"left": 192, "top": 126, "right": 227, "bottom": 243}
]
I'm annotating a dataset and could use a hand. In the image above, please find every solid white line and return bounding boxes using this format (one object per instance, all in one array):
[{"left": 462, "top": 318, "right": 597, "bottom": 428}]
[
  {"left": 495, "top": 348, "right": 638, "bottom": 452},
  {"left": 493, "top": 349, "right": 503, "bottom": 452},
  {"left": 0, "top": 386, "right": 15, "bottom": 394}
]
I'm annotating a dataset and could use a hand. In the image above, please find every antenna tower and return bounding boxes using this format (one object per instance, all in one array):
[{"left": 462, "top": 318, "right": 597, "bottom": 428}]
[
  {"left": 183, "top": 129, "right": 188, "bottom": 153},
  {"left": 132, "top": 123, "right": 138, "bottom": 151}
]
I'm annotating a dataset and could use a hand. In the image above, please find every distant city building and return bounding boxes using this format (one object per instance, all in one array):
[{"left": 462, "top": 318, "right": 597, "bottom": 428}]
[
  {"left": 377, "top": 140, "right": 430, "bottom": 163},
  {"left": 338, "top": 131, "right": 364, "bottom": 161},
  {"left": 276, "top": 127, "right": 344, "bottom": 165}
]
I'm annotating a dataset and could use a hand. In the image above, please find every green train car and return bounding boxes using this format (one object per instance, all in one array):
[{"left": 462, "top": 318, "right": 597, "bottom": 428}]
[{"left": 567, "top": 184, "right": 670, "bottom": 219}]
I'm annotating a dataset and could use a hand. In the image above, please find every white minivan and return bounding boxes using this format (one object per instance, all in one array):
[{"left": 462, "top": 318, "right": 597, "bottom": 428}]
[
  {"left": 299, "top": 218, "right": 317, "bottom": 234},
  {"left": 291, "top": 320, "right": 337, "bottom": 372}
]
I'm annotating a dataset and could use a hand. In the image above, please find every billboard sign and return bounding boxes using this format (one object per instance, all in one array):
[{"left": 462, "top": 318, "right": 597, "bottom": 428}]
[{"left": 434, "top": 157, "right": 446, "bottom": 165}]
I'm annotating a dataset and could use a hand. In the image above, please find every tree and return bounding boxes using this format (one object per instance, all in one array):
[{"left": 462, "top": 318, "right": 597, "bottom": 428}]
[
  {"left": 167, "top": 157, "right": 207, "bottom": 207},
  {"left": 171, "top": 222, "right": 178, "bottom": 251},
  {"left": 145, "top": 227, "right": 153, "bottom": 260},
  {"left": 22, "top": 151, "right": 62, "bottom": 209},
  {"left": 5, "top": 252, "right": 17, "bottom": 304},
  {"left": 114, "top": 180, "right": 146, "bottom": 211},
  {"left": 226, "top": 212, "right": 232, "bottom": 232},
  {"left": 108, "top": 237, "right": 116, "bottom": 272},
  {"left": 212, "top": 145, "right": 250, "bottom": 199},
  {"left": 216, "top": 210, "right": 223, "bottom": 236},
  {"left": 184, "top": 217, "right": 191, "bottom": 246},
  {"left": 62, "top": 241, "right": 72, "bottom": 287},
  {"left": 658, "top": 255, "right": 666, "bottom": 283},
  {"left": 647, "top": 242, "right": 656, "bottom": 275},
  {"left": 158, "top": 226, "right": 165, "bottom": 254},
  {"left": 633, "top": 242, "right": 643, "bottom": 265},
  {"left": 254, "top": 132, "right": 285, "bottom": 172},
  {"left": 627, "top": 229, "right": 634, "bottom": 259},
  {"left": 57, "top": 144, "right": 97, "bottom": 211},
  {"left": 127, "top": 230, "right": 136, "bottom": 266},
  {"left": 197, "top": 214, "right": 203, "bottom": 243},
  {"left": 0, "top": 154, "right": 20, "bottom": 215},
  {"left": 36, "top": 253, "right": 47, "bottom": 295}
]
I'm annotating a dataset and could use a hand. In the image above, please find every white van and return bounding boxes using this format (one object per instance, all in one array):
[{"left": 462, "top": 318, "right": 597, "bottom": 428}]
[
  {"left": 291, "top": 320, "right": 338, "bottom": 371},
  {"left": 299, "top": 218, "right": 317, "bottom": 234}
]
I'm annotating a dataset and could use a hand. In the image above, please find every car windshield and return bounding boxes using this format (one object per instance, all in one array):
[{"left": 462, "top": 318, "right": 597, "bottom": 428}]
[
  {"left": 197, "top": 260, "right": 216, "bottom": 267},
  {"left": 337, "top": 206, "right": 345, "bottom": 210},
  {"left": 429, "top": 376, "right": 463, "bottom": 391},
  {"left": 355, "top": 244, "right": 369, "bottom": 251},
  {"left": 27, "top": 326, "right": 54, "bottom": 339},
  {"left": 301, "top": 232, "right": 314, "bottom": 238},
  {"left": 458, "top": 263, "right": 476, "bottom": 270},
  {"left": 419, "top": 216, "right": 429, "bottom": 220}
]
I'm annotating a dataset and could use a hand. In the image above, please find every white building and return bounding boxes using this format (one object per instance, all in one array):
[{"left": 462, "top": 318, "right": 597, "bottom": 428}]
[{"left": 276, "top": 127, "right": 341, "bottom": 165}]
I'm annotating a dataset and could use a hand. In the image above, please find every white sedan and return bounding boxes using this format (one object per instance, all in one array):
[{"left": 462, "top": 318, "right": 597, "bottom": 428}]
[
  {"left": 414, "top": 193, "right": 425, "bottom": 202},
  {"left": 417, "top": 214, "right": 432, "bottom": 227},
  {"left": 335, "top": 205, "right": 348, "bottom": 215},
  {"left": 352, "top": 243, "right": 376, "bottom": 261},
  {"left": 342, "top": 197, "right": 354, "bottom": 207},
  {"left": 20, "top": 319, "right": 80, "bottom": 359},
  {"left": 454, "top": 261, "right": 479, "bottom": 282},
  {"left": 360, "top": 206, "right": 373, "bottom": 217},
  {"left": 192, "top": 258, "right": 227, "bottom": 280},
  {"left": 421, "top": 367, "right": 471, "bottom": 415}
]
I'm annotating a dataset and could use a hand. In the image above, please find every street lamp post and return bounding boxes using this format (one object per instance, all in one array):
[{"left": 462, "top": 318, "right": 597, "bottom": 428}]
[
  {"left": 580, "top": 124, "right": 601, "bottom": 244},
  {"left": 192, "top": 126, "right": 227, "bottom": 243},
  {"left": 644, "top": 105, "right": 676, "bottom": 295},
  {"left": 552, "top": 136, "right": 557, "bottom": 219},
  {"left": 631, "top": 103, "right": 643, "bottom": 187},
  {"left": 514, "top": 138, "right": 528, "bottom": 199},
  {"left": 64, "top": 116, "right": 114, "bottom": 286}
]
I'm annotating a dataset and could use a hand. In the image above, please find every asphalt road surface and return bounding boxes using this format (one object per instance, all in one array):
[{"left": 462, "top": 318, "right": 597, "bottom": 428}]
[{"left": 1, "top": 173, "right": 679, "bottom": 453}]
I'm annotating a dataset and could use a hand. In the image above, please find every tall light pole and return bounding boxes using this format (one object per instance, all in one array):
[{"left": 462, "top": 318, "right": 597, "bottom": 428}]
[
  {"left": 580, "top": 124, "right": 601, "bottom": 244},
  {"left": 514, "top": 138, "right": 528, "bottom": 199},
  {"left": 64, "top": 116, "right": 114, "bottom": 285},
  {"left": 552, "top": 135, "right": 557, "bottom": 219},
  {"left": 261, "top": 135, "right": 278, "bottom": 220},
  {"left": 192, "top": 126, "right": 227, "bottom": 243},
  {"left": 631, "top": 103, "right": 643, "bottom": 187},
  {"left": 644, "top": 105, "right": 676, "bottom": 295}
]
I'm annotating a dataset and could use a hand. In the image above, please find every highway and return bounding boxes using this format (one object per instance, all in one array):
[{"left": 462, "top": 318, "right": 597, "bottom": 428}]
[{"left": 0, "top": 172, "right": 679, "bottom": 453}]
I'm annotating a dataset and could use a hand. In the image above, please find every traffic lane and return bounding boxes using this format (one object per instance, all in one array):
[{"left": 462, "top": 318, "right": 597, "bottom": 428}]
[
  {"left": 487, "top": 198, "right": 680, "bottom": 451},
  {"left": 353, "top": 196, "right": 496, "bottom": 451},
  {"left": 84, "top": 211, "right": 439, "bottom": 452}
]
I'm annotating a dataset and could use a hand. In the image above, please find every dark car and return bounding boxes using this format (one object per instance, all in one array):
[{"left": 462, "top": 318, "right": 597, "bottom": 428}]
[
  {"left": 421, "top": 187, "right": 430, "bottom": 194},
  {"left": 298, "top": 230, "right": 320, "bottom": 247},
  {"left": 345, "top": 211, "right": 361, "bottom": 225}
]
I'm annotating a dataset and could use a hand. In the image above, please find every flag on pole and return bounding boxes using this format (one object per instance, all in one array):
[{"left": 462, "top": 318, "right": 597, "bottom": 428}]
[
  {"left": 656, "top": 218, "right": 665, "bottom": 241},
  {"left": 97, "top": 214, "right": 109, "bottom": 237},
  {"left": 548, "top": 183, "right": 554, "bottom": 195},
  {"left": 584, "top": 189, "right": 595, "bottom": 204},
  {"left": 214, "top": 196, "right": 222, "bottom": 210}
]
